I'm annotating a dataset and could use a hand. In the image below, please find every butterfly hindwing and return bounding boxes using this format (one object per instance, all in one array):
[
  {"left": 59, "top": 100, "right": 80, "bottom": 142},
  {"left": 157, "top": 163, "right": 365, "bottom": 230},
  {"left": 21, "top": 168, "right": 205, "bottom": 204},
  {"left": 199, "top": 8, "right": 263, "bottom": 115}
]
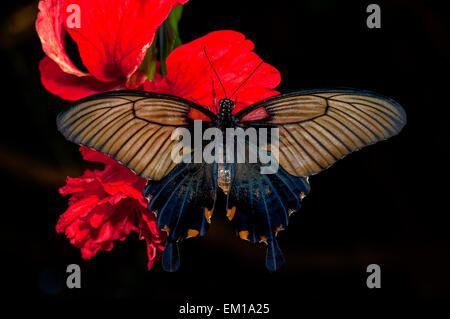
[
  {"left": 143, "top": 159, "right": 217, "bottom": 271},
  {"left": 222, "top": 137, "right": 310, "bottom": 272},
  {"left": 226, "top": 160, "right": 310, "bottom": 272}
]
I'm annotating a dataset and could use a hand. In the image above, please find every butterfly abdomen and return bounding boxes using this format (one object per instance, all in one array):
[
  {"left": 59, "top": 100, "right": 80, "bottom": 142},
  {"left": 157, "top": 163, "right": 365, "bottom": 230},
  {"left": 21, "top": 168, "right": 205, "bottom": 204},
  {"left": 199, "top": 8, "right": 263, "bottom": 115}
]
[{"left": 217, "top": 163, "right": 232, "bottom": 194}]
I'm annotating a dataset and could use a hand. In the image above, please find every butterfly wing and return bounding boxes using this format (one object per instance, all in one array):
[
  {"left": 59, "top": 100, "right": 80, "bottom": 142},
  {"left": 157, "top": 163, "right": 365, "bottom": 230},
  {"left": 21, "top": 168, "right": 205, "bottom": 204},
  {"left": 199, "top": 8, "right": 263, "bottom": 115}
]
[
  {"left": 143, "top": 158, "right": 217, "bottom": 272},
  {"left": 227, "top": 89, "right": 406, "bottom": 271},
  {"left": 57, "top": 90, "right": 218, "bottom": 271},
  {"left": 58, "top": 89, "right": 406, "bottom": 272},
  {"left": 57, "top": 90, "right": 215, "bottom": 180},
  {"left": 235, "top": 89, "right": 406, "bottom": 177},
  {"left": 226, "top": 159, "right": 310, "bottom": 272}
]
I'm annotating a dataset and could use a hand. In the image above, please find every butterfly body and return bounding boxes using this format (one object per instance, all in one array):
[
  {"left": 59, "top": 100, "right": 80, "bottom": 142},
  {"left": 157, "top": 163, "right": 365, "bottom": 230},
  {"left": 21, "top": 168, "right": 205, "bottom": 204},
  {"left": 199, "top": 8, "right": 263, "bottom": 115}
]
[
  {"left": 215, "top": 98, "right": 237, "bottom": 129},
  {"left": 207, "top": 98, "right": 237, "bottom": 195},
  {"left": 57, "top": 88, "right": 406, "bottom": 272},
  {"left": 217, "top": 162, "right": 232, "bottom": 194}
]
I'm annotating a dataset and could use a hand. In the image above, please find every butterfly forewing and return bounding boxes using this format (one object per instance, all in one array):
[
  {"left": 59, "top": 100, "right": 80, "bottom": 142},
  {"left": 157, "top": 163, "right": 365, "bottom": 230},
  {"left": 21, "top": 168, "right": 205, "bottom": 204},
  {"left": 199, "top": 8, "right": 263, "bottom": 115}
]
[
  {"left": 57, "top": 91, "right": 213, "bottom": 180},
  {"left": 237, "top": 89, "right": 406, "bottom": 177}
]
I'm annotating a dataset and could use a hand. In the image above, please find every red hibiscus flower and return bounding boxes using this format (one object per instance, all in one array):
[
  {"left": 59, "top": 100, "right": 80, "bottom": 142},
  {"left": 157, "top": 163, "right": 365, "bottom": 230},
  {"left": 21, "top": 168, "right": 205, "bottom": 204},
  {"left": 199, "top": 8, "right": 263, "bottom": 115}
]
[
  {"left": 36, "top": 0, "right": 187, "bottom": 101},
  {"left": 55, "top": 30, "right": 281, "bottom": 269},
  {"left": 58, "top": 146, "right": 166, "bottom": 269},
  {"left": 40, "top": 1, "right": 281, "bottom": 270},
  {"left": 145, "top": 30, "right": 281, "bottom": 121}
]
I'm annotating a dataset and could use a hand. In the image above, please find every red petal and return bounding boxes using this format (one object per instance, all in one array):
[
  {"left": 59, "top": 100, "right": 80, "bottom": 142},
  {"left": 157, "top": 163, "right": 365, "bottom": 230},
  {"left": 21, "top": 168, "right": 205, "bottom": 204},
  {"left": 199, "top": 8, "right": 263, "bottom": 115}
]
[
  {"left": 79, "top": 145, "right": 121, "bottom": 167},
  {"left": 39, "top": 57, "right": 124, "bottom": 101},
  {"left": 65, "top": 0, "right": 188, "bottom": 82},
  {"left": 59, "top": 176, "right": 93, "bottom": 195},
  {"left": 126, "top": 70, "right": 149, "bottom": 90},
  {"left": 93, "top": 221, "right": 113, "bottom": 243},
  {"left": 147, "top": 30, "right": 281, "bottom": 120},
  {"left": 81, "top": 246, "right": 100, "bottom": 259},
  {"left": 88, "top": 211, "right": 105, "bottom": 229},
  {"left": 78, "top": 147, "right": 148, "bottom": 201},
  {"left": 102, "top": 182, "right": 144, "bottom": 201},
  {"left": 36, "top": 0, "right": 87, "bottom": 77},
  {"left": 56, "top": 195, "right": 98, "bottom": 232},
  {"left": 137, "top": 209, "right": 166, "bottom": 270}
]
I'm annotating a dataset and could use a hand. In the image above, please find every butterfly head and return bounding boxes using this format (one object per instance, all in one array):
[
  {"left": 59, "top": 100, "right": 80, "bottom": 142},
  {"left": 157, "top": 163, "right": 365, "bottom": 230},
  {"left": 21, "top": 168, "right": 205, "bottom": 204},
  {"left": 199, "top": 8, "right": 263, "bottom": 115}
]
[
  {"left": 216, "top": 98, "right": 236, "bottom": 128},
  {"left": 219, "top": 98, "right": 234, "bottom": 113}
]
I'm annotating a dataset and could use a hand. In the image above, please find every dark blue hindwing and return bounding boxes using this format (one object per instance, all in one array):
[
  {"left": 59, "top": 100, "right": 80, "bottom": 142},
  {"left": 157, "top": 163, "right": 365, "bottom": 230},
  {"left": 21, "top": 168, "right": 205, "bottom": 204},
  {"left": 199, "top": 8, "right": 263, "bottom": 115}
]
[
  {"left": 227, "top": 161, "right": 310, "bottom": 272},
  {"left": 143, "top": 161, "right": 216, "bottom": 271}
]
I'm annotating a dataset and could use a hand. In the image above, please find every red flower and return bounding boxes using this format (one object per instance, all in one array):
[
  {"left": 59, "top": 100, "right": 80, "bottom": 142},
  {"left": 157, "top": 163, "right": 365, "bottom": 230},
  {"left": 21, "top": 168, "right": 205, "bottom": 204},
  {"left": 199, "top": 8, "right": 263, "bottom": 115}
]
[
  {"left": 58, "top": 146, "right": 166, "bottom": 269},
  {"left": 36, "top": 0, "right": 188, "bottom": 101},
  {"left": 41, "top": 2, "right": 281, "bottom": 270},
  {"left": 145, "top": 30, "right": 281, "bottom": 121},
  {"left": 54, "top": 31, "right": 281, "bottom": 269}
]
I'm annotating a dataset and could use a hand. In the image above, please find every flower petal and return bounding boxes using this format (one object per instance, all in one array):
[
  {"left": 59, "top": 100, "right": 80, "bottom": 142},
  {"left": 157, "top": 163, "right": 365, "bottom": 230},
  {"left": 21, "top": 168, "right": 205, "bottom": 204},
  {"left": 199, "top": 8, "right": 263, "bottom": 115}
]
[
  {"left": 65, "top": 0, "right": 188, "bottom": 82},
  {"left": 36, "top": 0, "right": 87, "bottom": 77},
  {"left": 145, "top": 30, "right": 281, "bottom": 120},
  {"left": 79, "top": 145, "right": 121, "bottom": 167},
  {"left": 138, "top": 209, "right": 166, "bottom": 270},
  {"left": 39, "top": 57, "right": 124, "bottom": 100},
  {"left": 57, "top": 146, "right": 165, "bottom": 267},
  {"left": 78, "top": 146, "right": 147, "bottom": 199},
  {"left": 56, "top": 195, "right": 98, "bottom": 232}
]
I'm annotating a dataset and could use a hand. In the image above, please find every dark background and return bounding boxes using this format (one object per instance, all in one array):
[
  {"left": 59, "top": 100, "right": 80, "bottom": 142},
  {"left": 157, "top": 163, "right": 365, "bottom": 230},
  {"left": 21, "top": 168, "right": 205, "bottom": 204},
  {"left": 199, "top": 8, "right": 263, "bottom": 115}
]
[{"left": 1, "top": 0, "right": 449, "bottom": 311}]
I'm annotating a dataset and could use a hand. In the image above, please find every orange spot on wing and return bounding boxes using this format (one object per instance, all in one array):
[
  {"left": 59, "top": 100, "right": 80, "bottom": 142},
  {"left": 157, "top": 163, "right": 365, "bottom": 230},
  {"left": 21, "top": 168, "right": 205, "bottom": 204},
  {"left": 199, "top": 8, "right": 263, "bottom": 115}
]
[
  {"left": 239, "top": 230, "right": 249, "bottom": 240},
  {"left": 204, "top": 207, "right": 213, "bottom": 223},
  {"left": 187, "top": 229, "right": 199, "bottom": 238},
  {"left": 275, "top": 225, "right": 284, "bottom": 237},
  {"left": 226, "top": 206, "right": 236, "bottom": 221}
]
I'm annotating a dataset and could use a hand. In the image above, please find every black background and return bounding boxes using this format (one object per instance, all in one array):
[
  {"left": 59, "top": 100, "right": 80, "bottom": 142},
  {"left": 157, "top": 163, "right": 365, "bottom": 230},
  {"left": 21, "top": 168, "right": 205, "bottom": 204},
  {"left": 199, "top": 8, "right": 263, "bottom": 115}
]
[{"left": 1, "top": 0, "right": 449, "bottom": 312}]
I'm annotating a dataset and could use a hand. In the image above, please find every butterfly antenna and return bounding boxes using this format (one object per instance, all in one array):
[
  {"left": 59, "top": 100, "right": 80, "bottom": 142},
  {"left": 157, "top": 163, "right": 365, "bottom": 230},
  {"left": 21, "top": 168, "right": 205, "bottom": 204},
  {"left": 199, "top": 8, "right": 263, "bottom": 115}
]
[
  {"left": 204, "top": 47, "right": 227, "bottom": 98},
  {"left": 211, "top": 77, "right": 219, "bottom": 113},
  {"left": 229, "top": 61, "right": 263, "bottom": 99}
]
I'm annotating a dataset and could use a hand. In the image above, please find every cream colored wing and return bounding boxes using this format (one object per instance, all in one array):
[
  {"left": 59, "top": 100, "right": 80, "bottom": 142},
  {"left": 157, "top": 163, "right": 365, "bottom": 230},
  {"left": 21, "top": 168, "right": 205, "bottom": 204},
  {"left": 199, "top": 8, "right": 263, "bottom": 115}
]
[
  {"left": 236, "top": 89, "right": 406, "bottom": 177},
  {"left": 57, "top": 91, "right": 213, "bottom": 180}
]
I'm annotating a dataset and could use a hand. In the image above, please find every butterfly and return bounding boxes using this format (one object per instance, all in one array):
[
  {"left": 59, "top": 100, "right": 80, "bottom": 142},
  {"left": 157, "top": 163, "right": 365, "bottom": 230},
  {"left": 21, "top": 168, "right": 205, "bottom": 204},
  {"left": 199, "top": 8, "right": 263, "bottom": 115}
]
[{"left": 57, "top": 53, "right": 406, "bottom": 272}]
